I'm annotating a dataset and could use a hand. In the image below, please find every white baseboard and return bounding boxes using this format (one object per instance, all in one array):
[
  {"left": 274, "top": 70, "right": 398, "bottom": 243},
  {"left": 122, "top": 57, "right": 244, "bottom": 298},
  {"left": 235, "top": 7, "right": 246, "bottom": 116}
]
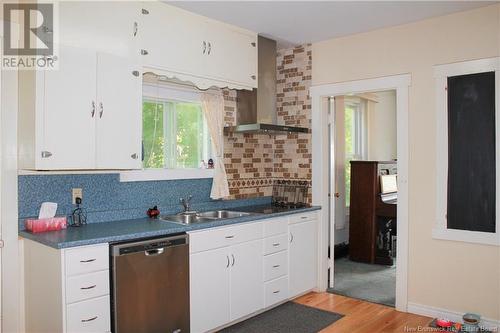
[{"left": 407, "top": 302, "right": 499, "bottom": 330}]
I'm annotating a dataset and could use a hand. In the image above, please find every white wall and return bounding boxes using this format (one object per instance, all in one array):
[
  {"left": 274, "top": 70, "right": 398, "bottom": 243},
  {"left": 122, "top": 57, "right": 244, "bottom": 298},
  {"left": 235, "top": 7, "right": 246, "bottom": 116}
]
[
  {"left": 313, "top": 4, "right": 500, "bottom": 320},
  {"left": 368, "top": 90, "right": 397, "bottom": 161}
]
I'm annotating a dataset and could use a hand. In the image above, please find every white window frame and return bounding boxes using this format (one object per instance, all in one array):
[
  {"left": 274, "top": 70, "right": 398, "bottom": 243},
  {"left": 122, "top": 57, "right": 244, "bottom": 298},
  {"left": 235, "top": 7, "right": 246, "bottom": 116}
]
[
  {"left": 433, "top": 57, "right": 500, "bottom": 246},
  {"left": 120, "top": 83, "right": 215, "bottom": 182}
]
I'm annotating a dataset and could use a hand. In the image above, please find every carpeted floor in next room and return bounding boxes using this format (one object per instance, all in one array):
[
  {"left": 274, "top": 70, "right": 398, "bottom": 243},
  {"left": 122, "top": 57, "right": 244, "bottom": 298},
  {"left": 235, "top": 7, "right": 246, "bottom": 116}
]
[{"left": 328, "top": 257, "right": 396, "bottom": 307}]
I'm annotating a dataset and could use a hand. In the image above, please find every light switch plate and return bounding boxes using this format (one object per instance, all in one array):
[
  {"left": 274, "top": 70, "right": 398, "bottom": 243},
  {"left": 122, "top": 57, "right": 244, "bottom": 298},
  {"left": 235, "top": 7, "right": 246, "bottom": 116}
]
[{"left": 72, "top": 188, "right": 83, "bottom": 204}]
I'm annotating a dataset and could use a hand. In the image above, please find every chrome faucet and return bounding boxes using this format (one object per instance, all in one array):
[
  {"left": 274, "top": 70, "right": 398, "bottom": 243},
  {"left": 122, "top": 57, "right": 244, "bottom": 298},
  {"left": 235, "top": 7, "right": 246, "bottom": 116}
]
[{"left": 180, "top": 195, "right": 193, "bottom": 213}]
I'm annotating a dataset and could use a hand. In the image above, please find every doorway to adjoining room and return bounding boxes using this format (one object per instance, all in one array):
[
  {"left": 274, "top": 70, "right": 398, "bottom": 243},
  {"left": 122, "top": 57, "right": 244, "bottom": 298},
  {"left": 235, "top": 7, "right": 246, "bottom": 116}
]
[{"left": 328, "top": 90, "right": 397, "bottom": 307}]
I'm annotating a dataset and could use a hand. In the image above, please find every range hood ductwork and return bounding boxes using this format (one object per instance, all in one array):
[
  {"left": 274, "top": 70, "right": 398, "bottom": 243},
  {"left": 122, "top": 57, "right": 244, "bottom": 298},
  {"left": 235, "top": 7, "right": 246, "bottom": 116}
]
[{"left": 224, "top": 36, "right": 309, "bottom": 135}]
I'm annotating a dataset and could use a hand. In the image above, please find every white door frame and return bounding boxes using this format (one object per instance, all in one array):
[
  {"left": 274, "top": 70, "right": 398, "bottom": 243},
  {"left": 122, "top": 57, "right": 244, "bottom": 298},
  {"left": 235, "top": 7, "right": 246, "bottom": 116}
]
[{"left": 311, "top": 74, "right": 411, "bottom": 312}]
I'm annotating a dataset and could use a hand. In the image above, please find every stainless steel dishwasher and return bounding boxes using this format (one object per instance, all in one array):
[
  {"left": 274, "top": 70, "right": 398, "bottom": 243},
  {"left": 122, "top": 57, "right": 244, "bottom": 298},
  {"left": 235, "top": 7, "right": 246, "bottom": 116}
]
[{"left": 111, "top": 234, "right": 189, "bottom": 333}]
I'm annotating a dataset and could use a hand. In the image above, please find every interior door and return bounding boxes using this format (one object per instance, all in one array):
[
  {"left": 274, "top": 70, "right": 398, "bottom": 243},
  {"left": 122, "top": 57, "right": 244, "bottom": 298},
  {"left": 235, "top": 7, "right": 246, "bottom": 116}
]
[
  {"left": 229, "top": 239, "right": 263, "bottom": 321},
  {"left": 190, "top": 247, "right": 230, "bottom": 333},
  {"left": 96, "top": 53, "right": 141, "bottom": 169},
  {"left": 289, "top": 220, "right": 317, "bottom": 297},
  {"left": 42, "top": 45, "right": 96, "bottom": 169}
]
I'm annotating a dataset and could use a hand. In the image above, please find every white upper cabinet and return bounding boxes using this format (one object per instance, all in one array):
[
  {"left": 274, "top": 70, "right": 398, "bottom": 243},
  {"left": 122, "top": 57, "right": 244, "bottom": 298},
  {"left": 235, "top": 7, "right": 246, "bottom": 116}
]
[
  {"left": 41, "top": 46, "right": 97, "bottom": 170},
  {"left": 19, "top": 45, "right": 142, "bottom": 170},
  {"left": 58, "top": 1, "right": 138, "bottom": 57},
  {"left": 137, "top": 2, "right": 257, "bottom": 90},
  {"left": 96, "top": 53, "right": 142, "bottom": 169}
]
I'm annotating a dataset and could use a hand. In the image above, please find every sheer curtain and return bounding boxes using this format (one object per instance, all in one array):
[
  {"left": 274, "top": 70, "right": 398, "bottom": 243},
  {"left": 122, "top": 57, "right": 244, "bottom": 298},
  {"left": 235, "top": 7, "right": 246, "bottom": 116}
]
[{"left": 201, "top": 91, "right": 230, "bottom": 199}]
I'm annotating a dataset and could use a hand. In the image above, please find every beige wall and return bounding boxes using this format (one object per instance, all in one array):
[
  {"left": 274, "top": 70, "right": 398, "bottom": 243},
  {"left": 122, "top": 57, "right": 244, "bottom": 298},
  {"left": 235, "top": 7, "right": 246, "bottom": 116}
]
[
  {"left": 368, "top": 90, "right": 397, "bottom": 161},
  {"left": 313, "top": 4, "right": 500, "bottom": 320}
]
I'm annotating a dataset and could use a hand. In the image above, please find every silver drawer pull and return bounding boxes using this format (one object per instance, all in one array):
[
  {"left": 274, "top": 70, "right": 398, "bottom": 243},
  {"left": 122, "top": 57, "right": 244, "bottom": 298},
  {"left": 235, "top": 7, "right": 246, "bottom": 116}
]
[
  {"left": 273, "top": 290, "right": 280, "bottom": 294},
  {"left": 79, "top": 258, "right": 96, "bottom": 263},
  {"left": 81, "top": 316, "right": 98, "bottom": 323},
  {"left": 225, "top": 235, "right": 235, "bottom": 239},
  {"left": 80, "top": 285, "right": 96, "bottom": 290},
  {"left": 272, "top": 243, "right": 280, "bottom": 247},
  {"left": 272, "top": 264, "right": 280, "bottom": 268},
  {"left": 301, "top": 216, "right": 308, "bottom": 219}
]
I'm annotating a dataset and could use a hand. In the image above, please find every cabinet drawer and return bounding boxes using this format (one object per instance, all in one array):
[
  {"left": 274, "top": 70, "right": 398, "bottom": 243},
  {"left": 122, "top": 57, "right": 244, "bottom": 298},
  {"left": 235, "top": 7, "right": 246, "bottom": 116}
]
[
  {"left": 264, "top": 276, "right": 289, "bottom": 307},
  {"left": 66, "top": 270, "right": 109, "bottom": 304},
  {"left": 289, "top": 211, "right": 318, "bottom": 225},
  {"left": 263, "top": 217, "right": 288, "bottom": 237},
  {"left": 66, "top": 295, "right": 110, "bottom": 333},
  {"left": 189, "top": 222, "right": 263, "bottom": 253},
  {"left": 263, "top": 251, "right": 288, "bottom": 282},
  {"left": 263, "top": 234, "right": 288, "bottom": 255},
  {"left": 65, "top": 244, "right": 109, "bottom": 276}
]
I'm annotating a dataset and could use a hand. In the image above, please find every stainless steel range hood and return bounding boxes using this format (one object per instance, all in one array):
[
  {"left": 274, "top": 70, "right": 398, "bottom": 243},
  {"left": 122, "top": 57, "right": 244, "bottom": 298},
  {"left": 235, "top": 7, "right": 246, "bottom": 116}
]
[{"left": 224, "top": 36, "right": 309, "bottom": 135}]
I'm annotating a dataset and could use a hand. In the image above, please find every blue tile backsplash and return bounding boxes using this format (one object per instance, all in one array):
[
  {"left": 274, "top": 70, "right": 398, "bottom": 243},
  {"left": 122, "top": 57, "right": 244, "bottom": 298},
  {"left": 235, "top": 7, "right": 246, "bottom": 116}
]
[{"left": 18, "top": 174, "right": 271, "bottom": 230}]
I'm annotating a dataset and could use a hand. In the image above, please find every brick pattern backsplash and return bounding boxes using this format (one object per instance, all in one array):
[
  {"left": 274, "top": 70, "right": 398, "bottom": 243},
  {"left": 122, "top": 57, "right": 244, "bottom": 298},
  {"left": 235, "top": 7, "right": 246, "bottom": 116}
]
[{"left": 222, "top": 44, "right": 312, "bottom": 200}]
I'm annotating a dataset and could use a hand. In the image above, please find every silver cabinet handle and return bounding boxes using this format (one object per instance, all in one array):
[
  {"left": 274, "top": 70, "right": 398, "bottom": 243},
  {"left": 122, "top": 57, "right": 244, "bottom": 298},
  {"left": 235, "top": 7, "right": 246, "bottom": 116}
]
[
  {"left": 91, "top": 101, "right": 95, "bottom": 117},
  {"left": 207, "top": 42, "right": 211, "bottom": 55},
  {"left": 272, "top": 243, "right": 280, "bottom": 247},
  {"left": 140, "top": 49, "right": 148, "bottom": 55},
  {"left": 80, "top": 285, "right": 96, "bottom": 290},
  {"left": 231, "top": 254, "right": 235, "bottom": 267},
  {"left": 80, "top": 258, "right": 96, "bottom": 263},
  {"left": 251, "top": 42, "right": 256, "bottom": 47},
  {"left": 202, "top": 41, "right": 206, "bottom": 54},
  {"left": 290, "top": 233, "right": 294, "bottom": 243},
  {"left": 81, "top": 316, "right": 98, "bottom": 323},
  {"left": 226, "top": 255, "right": 230, "bottom": 268},
  {"left": 251, "top": 75, "right": 256, "bottom": 80},
  {"left": 131, "top": 153, "right": 138, "bottom": 160},
  {"left": 99, "top": 102, "right": 103, "bottom": 118},
  {"left": 225, "top": 235, "right": 235, "bottom": 239},
  {"left": 301, "top": 216, "right": 308, "bottom": 219},
  {"left": 133, "top": 21, "right": 138, "bottom": 37},
  {"left": 272, "top": 264, "right": 280, "bottom": 268},
  {"left": 273, "top": 290, "right": 280, "bottom": 294},
  {"left": 141, "top": 8, "right": 149, "bottom": 15},
  {"left": 41, "top": 151, "right": 52, "bottom": 158}
]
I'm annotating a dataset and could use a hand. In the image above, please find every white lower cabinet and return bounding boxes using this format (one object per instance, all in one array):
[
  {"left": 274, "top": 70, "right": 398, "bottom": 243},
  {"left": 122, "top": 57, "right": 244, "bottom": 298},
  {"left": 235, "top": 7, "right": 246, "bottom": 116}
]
[
  {"left": 66, "top": 296, "right": 111, "bottom": 333},
  {"left": 229, "top": 239, "right": 264, "bottom": 320},
  {"left": 190, "top": 247, "right": 231, "bottom": 333},
  {"left": 289, "top": 217, "right": 318, "bottom": 297},
  {"left": 24, "top": 241, "right": 110, "bottom": 333},
  {"left": 189, "top": 211, "right": 319, "bottom": 332}
]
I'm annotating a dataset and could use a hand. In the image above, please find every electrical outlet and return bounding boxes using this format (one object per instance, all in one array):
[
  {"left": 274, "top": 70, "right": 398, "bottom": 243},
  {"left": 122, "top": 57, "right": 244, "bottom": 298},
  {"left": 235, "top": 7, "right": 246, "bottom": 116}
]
[{"left": 72, "top": 188, "right": 83, "bottom": 204}]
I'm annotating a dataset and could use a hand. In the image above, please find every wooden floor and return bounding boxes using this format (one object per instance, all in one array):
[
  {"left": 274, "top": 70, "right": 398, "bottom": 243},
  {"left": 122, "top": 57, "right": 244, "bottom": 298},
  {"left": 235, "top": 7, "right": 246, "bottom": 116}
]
[{"left": 294, "top": 292, "right": 432, "bottom": 333}]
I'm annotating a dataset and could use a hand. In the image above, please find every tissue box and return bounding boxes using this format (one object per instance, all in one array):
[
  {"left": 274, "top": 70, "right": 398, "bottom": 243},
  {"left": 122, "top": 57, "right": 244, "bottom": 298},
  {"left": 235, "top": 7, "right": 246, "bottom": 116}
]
[{"left": 24, "top": 216, "right": 67, "bottom": 233}]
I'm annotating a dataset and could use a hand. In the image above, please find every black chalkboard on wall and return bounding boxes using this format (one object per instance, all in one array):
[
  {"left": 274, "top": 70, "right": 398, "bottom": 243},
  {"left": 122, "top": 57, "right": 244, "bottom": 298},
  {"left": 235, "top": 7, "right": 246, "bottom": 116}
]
[{"left": 447, "top": 71, "right": 496, "bottom": 233}]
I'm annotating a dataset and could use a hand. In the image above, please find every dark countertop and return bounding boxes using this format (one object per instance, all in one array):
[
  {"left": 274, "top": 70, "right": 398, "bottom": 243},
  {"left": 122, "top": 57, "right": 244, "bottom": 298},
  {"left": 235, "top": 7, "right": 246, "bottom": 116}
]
[{"left": 19, "top": 205, "right": 321, "bottom": 249}]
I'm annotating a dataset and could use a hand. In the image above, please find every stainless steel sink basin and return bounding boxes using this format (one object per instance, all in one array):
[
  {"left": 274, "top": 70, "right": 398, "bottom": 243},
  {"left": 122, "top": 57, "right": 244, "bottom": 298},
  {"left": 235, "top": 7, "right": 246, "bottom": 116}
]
[
  {"left": 159, "top": 210, "right": 256, "bottom": 225},
  {"left": 197, "top": 210, "right": 254, "bottom": 219}
]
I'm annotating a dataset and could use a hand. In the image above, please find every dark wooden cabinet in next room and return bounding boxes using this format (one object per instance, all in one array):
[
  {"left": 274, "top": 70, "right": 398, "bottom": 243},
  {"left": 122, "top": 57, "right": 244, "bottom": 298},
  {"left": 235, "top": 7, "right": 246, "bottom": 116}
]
[{"left": 349, "top": 161, "right": 397, "bottom": 264}]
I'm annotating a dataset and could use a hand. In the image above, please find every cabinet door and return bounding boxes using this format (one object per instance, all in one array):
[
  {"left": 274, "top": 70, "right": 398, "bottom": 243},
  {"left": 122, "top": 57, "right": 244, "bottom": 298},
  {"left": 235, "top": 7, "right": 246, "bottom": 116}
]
[
  {"left": 95, "top": 53, "right": 142, "bottom": 169},
  {"left": 59, "top": 1, "right": 137, "bottom": 57},
  {"left": 190, "top": 247, "right": 230, "bottom": 333},
  {"left": 289, "top": 220, "right": 318, "bottom": 297},
  {"left": 229, "top": 239, "right": 264, "bottom": 320},
  {"left": 41, "top": 45, "right": 96, "bottom": 169},
  {"left": 202, "top": 23, "right": 257, "bottom": 88},
  {"left": 138, "top": 2, "right": 204, "bottom": 75}
]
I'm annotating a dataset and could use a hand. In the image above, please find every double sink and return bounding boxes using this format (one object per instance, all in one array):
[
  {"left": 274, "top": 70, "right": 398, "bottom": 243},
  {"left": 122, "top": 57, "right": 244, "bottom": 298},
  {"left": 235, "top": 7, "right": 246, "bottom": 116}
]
[{"left": 159, "top": 210, "right": 259, "bottom": 225}]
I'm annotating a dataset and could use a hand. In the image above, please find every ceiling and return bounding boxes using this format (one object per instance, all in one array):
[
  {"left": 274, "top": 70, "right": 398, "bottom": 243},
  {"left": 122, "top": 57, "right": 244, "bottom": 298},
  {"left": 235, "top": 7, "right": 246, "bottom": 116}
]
[{"left": 169, "top": 1, "right": 495, "bottom": 48}]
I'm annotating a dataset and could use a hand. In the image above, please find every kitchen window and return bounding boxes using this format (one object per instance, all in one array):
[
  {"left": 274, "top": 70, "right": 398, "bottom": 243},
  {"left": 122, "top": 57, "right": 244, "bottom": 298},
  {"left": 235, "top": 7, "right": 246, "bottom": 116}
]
[
  {"left": 344, "top": 99, "right": 367, "bottom": 207},
  {"left": 120, "top": 79, "right": 215, "bottom": 182},
  {"left": 142, "top": 99, "right": 212, "bottom": 169}
]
